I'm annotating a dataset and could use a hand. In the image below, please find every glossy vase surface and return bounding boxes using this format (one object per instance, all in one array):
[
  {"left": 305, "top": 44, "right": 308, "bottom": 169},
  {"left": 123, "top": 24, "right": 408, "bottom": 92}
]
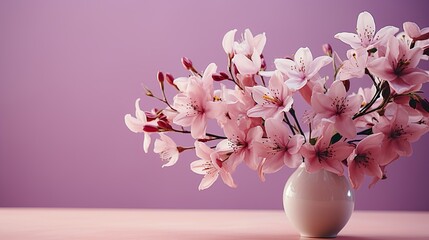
[{"left": 283, "top": 163, "right": 354, "bottom": 238}]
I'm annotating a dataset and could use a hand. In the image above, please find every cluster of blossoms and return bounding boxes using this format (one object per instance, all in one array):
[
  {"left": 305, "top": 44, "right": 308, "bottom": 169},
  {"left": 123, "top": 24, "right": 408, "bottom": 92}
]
[{"left": 125, "top": 12, "right": 429, "bottom": 190}]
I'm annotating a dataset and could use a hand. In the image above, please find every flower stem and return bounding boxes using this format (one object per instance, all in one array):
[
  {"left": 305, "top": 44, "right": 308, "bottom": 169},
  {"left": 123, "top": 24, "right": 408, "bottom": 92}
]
[
  {"left": 160, "top": 88, "right": 177, "bottom": 112},
  {"left": 365, "top": 68, "right": 380, "bottom": 91},
  {"left": 283, "top": 112, "right": 296, "bottom": 135},
  {"left": 227, "top": 56, "right": 244, "bottom": 91},
  {"left": 144, "top": 85, "right": 178, "bottom": 112},
  {"left": 353, "top": 78, "right": 384, "bottom": 120},
  {"left": 177, "top": 146, "right": 195, "bottom": 153},
  {"left": 289, "top": 108, "right": 305, "bottom": 138},
  {"left": 260, "top": 75, "right": 266, "bottom": 87},
  {"left": 171, "top": 128, "right": 227, "bottom": 140}
]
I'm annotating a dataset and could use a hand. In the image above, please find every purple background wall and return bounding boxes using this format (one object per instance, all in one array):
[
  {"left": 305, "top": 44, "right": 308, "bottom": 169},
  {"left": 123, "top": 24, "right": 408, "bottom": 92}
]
[{"left": 1, "top": 0, "right": 428, "bottom": 210}]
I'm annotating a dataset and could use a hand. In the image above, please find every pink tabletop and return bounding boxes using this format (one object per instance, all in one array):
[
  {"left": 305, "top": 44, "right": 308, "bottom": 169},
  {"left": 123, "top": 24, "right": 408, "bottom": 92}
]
[{"left": 0, "top": 208, "right": 428, "bottom": 239}]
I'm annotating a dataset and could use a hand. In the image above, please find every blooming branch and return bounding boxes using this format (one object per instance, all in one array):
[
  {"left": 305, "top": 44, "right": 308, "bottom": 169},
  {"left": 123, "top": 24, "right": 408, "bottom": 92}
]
[{"left": 125, "top": 11, "right": 429, "bottom": 190}]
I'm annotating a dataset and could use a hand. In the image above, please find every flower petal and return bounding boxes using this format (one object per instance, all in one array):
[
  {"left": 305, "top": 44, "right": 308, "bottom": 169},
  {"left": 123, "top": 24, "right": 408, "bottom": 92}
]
[
  {"left": 263, "top": 153, "right": 286, "bottom": 173},
  {"left": 367, "top": 57, "right": 396, "bottom": 81},
  {"left": 403, "top": 22, "right": 421, "bottom": 39},
  {"left": 365, "top": 160, "right": 383, "bottom": 179},
  {"left": 195, "top": 141, "right": 212, "bottom": 161},
  {"left": 274, "top": 58, "right": 296, "bottom": 76},
  {"left": 324, "top": 158, "right": 344, "bottom": 175},
  {"left": 335, "top": 32, "right": 362, "bottom": 49},
  {"left": 348, "top": 162, "right": 365, "bottom": 189},
  {"left": 285, "top": 77, "right": 306, "bottom": 91},
  {"left": 374, "top": 26, "right": 399, "bottom": 46},
  {"left": 190, "top": 160, "right": 209, "bottom": 175},
  {"left": 222, "top": 29, "right": 237, "bottom": 54},
  {"left": 124, "top": 114, "right": 143, "bottom": 133},
  {"left": 219, "top": 170, "right": 237, "bottom": 188},
  {"left": 190, "top": 114, "right": 207, "bottom": 139},
  {"left": 198, "top": 171, "right": 219, "bottom": 190},
  {"left": 294, "top": 47, "right": 313, "bottom": 69},
  {"left": 307, "top": 56, "right": 332, "bottom": 79},
  {"left": 254, "top": 33, "right": 267, "bottom": 54},
  {"left": 335, "top": 115, "right": 357, "bottom": 139},
  {"left": 143, "top": 133, "right": 151, "bottom": 153},
  {"left": 233, "top": 54, "right": 259, "bottom": 75},
  {"left": 356, "top": 11, "right": 375, "bottom": 47}
]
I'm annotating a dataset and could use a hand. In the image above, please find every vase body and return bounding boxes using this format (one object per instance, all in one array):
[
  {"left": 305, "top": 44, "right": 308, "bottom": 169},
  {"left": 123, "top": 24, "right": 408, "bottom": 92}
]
[{"left": 283, "top": 163, "right": 354, "bottom": 238}]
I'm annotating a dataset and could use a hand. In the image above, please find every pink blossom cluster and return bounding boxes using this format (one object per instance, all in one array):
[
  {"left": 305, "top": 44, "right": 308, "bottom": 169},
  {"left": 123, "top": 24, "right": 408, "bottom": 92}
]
[{"left": 125, "top": 12, "right": 429, "bottom": 190}]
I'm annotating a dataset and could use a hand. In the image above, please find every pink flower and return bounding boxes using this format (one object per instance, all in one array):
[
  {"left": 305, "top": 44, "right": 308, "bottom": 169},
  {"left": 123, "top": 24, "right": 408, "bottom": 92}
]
[
  {"left": 222, "top": 29, "right": 266, "bottom": 57},
  {"left": 217, "top": 86, "right": 260, "bottom": 128},
  {"left": 153, "top": 133, "right": 179, "bottom": 168},
  {"left": 190, "top": 142, "right": 236, "bottom": 190},
  {"left": 335, "top": 11, "right": 398, "bottom": 49},
  {"left": 124, "top": 98, "right": 153, "bottom": 153},
  {"left": 247, "top": 70, "right": 293, "bottom": 119},
  {"left": 337, "top": 48, "right": 368, "bottom": 80},
  {"left": 403, "top": 22, "right": 429, "bottom": 41},
  {"left": 217, "top": 120, "right": 264, "bottom": 171},
  {"left": 347, "top": 133, "right": 384, "bottom": 189},
  {"left": 173, "top": 63, "right": 225, "bottom": 138},
  {"left": 373, "top": 105, "right": 429, "bottom": 165},
  {"left": 258, "top": 118, "right": 305, "bottom": 181},
  {"left": 301, "top": 126, "right": 354, "bottom": 175},
  {"left": 397, "top": 31, "right": 429, "bottom": 61},
  {"left": 174, "top": 63, "right": 216, "bottom": 93},
  {"left": 311, "top": 81, "right": 363, "bottom": 139},
  {"left": 232, "top": 50, "right": 262, "bottom": 75},
  {"left": 275, "top": 47, "right": 332, "bottom": 90},
  {"left": 367, "top": 37, "right": 428, "bottom": 94}
]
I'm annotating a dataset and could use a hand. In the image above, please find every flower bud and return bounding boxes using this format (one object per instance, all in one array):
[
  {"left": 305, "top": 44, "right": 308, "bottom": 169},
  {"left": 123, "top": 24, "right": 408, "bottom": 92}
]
[
  {"left": 143, "top": 125, "right": 159, "bottom": 132},
  {"left": 157, "top": 71, "right": 164, "bottom": 83},
  {"left": 212, "top": 72, "right": 229, "bottom": 81},
  {"left": 181, "top": 57, "right": 193, "bottom": 70},
  {"left": 145, "top": 89, "right": 154, "bottom": 97},
  {"left": 165, "top": 73, "right": 175, "bottom": 86},
  {"left": 157, "top": 71, "right": 165, "bottom": 91},
  {"left": 322, "top": 43, "right": 333, "bottom": 57},
  {"left": 157, "top": 120, "right": 172, "bottom": 130}
]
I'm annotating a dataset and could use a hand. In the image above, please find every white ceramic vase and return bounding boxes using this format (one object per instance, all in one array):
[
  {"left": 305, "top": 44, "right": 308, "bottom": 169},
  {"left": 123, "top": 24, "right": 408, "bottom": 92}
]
[{"left": 283, "top": 163, "right": 354, "bottom": 238}]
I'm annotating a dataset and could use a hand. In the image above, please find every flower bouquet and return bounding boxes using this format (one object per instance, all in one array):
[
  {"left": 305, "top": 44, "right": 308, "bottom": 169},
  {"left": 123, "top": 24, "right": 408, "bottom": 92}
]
[{"left": 125, "top": 11, "right": 429, "bottom": 192}]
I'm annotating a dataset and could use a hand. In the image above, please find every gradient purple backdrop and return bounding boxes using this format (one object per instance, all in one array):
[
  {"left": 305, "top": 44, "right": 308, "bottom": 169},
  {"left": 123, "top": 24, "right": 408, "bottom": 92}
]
[{"left": 1, "top": 0, "right": 428, "bottom": 210}]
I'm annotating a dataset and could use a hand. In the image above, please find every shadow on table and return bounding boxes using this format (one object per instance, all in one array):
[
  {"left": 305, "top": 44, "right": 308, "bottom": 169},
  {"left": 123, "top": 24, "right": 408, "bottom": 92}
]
[
  {"left": 166, "top": 233, "right": 427, "bottom": 240},
  {"left": 310, "top": 236, "right": 428, "bottom": 240},
  {"left": 159, "top": 229, "right": 428, "bottom": 240}
]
